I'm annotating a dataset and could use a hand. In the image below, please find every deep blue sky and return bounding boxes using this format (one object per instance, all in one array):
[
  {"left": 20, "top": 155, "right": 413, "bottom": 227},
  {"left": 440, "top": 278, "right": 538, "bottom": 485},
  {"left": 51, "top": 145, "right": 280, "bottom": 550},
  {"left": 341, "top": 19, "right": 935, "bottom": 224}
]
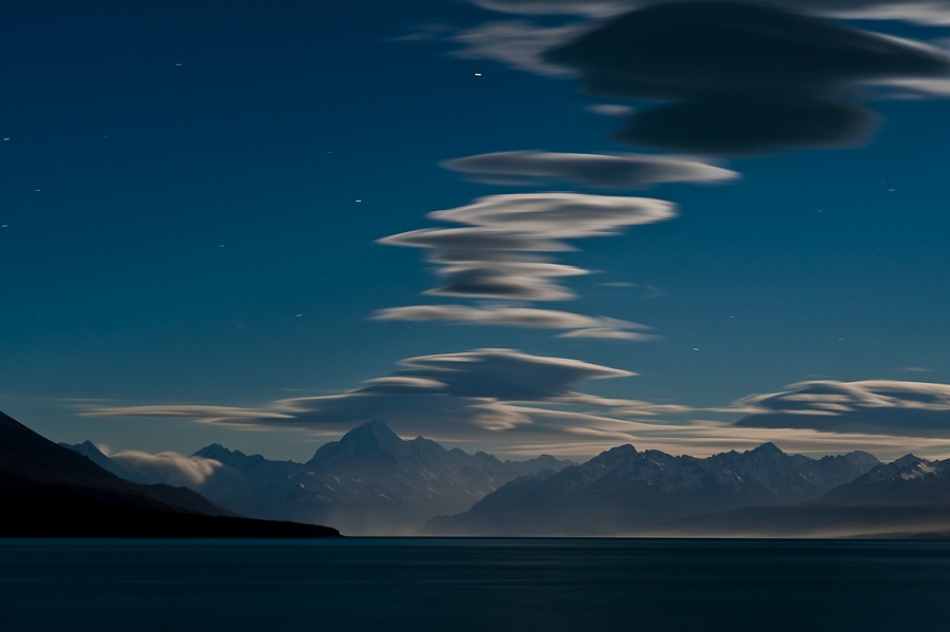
[{"left": 4, "top": 0, "right": 950, "bottom": 461}]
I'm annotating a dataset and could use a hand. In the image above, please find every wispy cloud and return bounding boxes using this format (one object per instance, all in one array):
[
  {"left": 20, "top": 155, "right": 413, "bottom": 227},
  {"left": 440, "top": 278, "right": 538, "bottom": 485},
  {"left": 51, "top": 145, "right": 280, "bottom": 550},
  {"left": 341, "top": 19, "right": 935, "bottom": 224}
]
[
  {"left": 82, "top": 373, "right": 950, "bottom": 459},
  {"left": 84, "top": 348, "right": 654, "bottom": 444},
  {"left": 451, "top": 20, "right": 585, "bottom": 75},
  {"left": 556, "top": 327, "right": 660, "bottom": 341},
  {"left": 585, "top": 103, "right": 635, "bottom": 117},
  {"left": 85, "top": 405, "right": 294, "bottom": 425},
  {"left": 441, "top": 150, "right": 739, "bottom": 188},
  {"left": 373, "top": 304, "right": 652, "bottom": 333},
  {"left": 467, "top": 0, "right": 950, "bottom": 25}
]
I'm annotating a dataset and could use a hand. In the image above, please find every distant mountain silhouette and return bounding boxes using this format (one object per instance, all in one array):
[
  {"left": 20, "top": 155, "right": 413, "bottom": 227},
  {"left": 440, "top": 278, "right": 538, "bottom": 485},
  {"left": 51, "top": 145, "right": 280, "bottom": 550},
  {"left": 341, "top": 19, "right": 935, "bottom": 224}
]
[
  {"left": 1, "top": 411, "right": 340, "bottom": 537},
  {"left": 823, "top": 454, "right": 950, "bottom": 506},
  {"left": 425, "top": 442, "right": 881, "bottom": 535},
  {"left": 665, "top": 454, "right": 950, "bottom": 537},
  {"left": 65, "top": 420, "right": 572, "bottom": 535},
  {"left": 65, "top": 417, "right": 950, "bottom": 538}
]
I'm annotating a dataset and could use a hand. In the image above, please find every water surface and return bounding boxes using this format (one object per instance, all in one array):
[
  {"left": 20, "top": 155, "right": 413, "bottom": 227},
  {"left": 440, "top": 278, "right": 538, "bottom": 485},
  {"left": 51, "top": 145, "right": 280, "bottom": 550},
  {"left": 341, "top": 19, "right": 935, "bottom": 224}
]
[{"left": 1, "top": 538, "right": 948, "bottom": 630}]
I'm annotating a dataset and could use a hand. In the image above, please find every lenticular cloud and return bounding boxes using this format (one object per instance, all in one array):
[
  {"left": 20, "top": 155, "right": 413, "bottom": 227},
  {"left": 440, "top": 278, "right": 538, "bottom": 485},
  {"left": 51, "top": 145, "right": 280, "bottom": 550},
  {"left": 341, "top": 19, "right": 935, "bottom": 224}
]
[{"left": 377, "top": 193, "right": 676, "bottom": 322}]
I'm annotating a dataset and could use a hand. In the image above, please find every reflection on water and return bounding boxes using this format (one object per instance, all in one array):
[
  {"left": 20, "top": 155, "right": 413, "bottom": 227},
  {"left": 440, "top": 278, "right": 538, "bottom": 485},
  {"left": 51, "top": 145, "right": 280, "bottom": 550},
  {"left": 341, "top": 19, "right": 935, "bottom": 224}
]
[{"left": 1, "top": 538, "right": 949, "bottom": 631}]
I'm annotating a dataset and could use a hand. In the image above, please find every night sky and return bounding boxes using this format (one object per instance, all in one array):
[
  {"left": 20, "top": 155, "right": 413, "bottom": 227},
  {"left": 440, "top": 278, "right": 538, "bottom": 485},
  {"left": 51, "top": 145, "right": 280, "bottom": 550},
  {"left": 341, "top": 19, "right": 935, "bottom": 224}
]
[{"left": 4, "top": 0, "right": 950, "bottom": 461}]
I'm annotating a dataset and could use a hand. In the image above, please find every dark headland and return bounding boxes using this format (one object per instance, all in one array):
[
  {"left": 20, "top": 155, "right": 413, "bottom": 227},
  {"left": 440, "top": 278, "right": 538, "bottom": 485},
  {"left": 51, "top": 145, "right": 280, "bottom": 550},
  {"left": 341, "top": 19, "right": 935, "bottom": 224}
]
[{"left": 0, "top": 411, "right": 340, "bottom": 538}]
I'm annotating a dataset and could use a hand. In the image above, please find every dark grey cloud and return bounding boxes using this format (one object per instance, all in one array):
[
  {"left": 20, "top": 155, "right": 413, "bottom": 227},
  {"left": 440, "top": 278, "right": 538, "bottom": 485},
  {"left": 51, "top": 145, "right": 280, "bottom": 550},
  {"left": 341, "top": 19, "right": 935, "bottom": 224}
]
[
  {"left": 543, "top": 3, "right": 949, "bottom": 99},
  {"left": 540, "top": 2, "right": 950, "bottom": 153},
  {"left": 442, "top": 150, "right": 739, "bottom": 188},
  {"left": 612, "top": 96, "right": 880, "bottom": 154},
  {"left": 734, "top": 380, "right": 950, "bottom": 438},
  {"left": 469, "top": 0, "right": 950, "bottom": 25}
]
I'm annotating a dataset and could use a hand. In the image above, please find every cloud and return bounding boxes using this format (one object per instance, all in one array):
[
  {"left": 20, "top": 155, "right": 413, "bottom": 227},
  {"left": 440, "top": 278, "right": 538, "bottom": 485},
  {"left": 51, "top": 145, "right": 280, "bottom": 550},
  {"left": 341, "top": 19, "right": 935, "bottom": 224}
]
[
  {"left": 379, "top": 193, "right": 676, "bottom": 301},
  {"left": 84, "top": 405, "right": 294, "bottom": 424},
  {"left": 441, "top": 150, "right": 740, "bottom": 188},
  {"left": 452, "top": 20, "right": 585, "bottom": 75},
  {"left": 106, "top": 450, "right": 228, "bottom": 486},
  {"left": 469, "top": 0, "right": 630, "bottom": 17},
  {"left": 373, "top": 304, "right": 652, "bottom": 332},
  {"left": 467, "top": 0, "right": 950, "bottom": 25},
  {"left": 543, "top": 6, "right": 949, "bottom": 99},
  {"left": 733, "top": 380, "right": 950, "bottom": 437},
  {"left": 586, "top": 103, "right": 635, "bottom": 117},
  {"left": 82, "top": 373, "right": 950, "bottom": 459},
  {"left": 428, "top": 192, "right": 676, "bottom": 237},
  {"left": 379, "top": 226, "right": 574, "bottom": 252},
  {"left": 611, "top": 96, "right": 880, "bottom": 154},
  {"left": 556, "top": 327, "right": 660, "bottom": 341},
  {"left": 426, "top": 256, "right": 588, "bottom": 301},
  {"left": 391, "top": 347, "right": 634, "bottom": 397},
  {"left": 538, "top": 2, "right": 950, "bottom": 153},
  {"left": 85, "top": 349, "right": 655, "bottom": 445}
]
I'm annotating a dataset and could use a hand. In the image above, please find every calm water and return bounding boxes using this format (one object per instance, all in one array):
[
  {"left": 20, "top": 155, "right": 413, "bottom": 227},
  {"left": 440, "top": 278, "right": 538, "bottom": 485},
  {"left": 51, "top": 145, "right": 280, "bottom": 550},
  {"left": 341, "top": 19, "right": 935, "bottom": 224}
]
[{"left": 1, "top": 538, "right": 949, "bottom": 631}]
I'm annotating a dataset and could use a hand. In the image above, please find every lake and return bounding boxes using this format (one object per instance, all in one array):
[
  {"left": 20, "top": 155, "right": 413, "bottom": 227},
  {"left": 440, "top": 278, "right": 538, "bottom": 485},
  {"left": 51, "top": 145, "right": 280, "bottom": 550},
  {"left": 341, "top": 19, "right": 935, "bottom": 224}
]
[{"left": 1, "top": 538, "right": 949, "bottom": 631}]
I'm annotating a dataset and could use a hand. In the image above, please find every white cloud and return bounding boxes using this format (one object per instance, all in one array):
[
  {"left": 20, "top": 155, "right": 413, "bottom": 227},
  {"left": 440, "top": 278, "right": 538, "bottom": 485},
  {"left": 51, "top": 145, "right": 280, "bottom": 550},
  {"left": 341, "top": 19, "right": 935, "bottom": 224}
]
[
  {"left": 442, "top": 151, "right": 739, "bottom": 189},
  {"left": 452, "top": 20, "right": 586, "bottom": 75},
  {"left": 372, "top": 304, "right": 652, "bottom": 332},
  {"left": 82, "top": 374, "right": 950, "bottom": 459},
  {"left": 84, "top": 349, "right": 651, "bottom": 445},
  {"left": 107, "top": 450, "right": 227, "bottom": 486},
  {"left": 556, "top": 327, "right": 660, "bottom": 341},
  {"left": 425, "top": 256, "right": 587, "bottom": 301},
  {"left": 429, "top": 192, "right": 677, "bottom": 237},
  {"left": 379, "top": 226, "right": 574, "bottom": 252},
  {"left": 83, "top": 405, "right": 294, "bottom": 424},
  {"left": 379, "top": 193, "right": 676, "bottom": 302}
]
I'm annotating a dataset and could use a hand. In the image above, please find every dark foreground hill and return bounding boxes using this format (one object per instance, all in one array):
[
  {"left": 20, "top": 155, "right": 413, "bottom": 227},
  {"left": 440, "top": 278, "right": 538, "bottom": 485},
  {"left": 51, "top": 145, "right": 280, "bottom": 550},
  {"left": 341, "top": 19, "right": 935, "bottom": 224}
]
[{"left": 0, "top": 411, "right": 340, "bottom": 538}]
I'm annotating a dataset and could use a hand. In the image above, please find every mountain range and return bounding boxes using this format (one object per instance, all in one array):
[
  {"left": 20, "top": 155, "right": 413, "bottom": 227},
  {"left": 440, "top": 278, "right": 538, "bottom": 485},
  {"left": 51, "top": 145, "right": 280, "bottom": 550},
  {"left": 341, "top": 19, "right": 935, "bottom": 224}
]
[
  {"left": 0, "top": 411, "right": 339, "bottom": 537},
  {"left": 664, "top": 453, "right": 950, "bottom": 537},
  {"left": 58, "top": 417, "right": 950, "bottom": 537},
  {"left": 425, "top": 441, "right": 883, "bottom": 535},
  {"left": 66, "top": 419, "right": 573, "bottom": 535}
]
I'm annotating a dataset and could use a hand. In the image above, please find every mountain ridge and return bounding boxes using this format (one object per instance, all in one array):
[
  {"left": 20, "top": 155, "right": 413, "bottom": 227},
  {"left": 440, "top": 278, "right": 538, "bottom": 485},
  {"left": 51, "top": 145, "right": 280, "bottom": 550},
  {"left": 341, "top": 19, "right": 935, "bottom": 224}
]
[
  {"left": 1, "top": 411, "right": 340, "bottom": 538},
  {"left": 65, "top": 420, "right": 573, "bottom": 535},
  {"left": 425, "top": 441, "right": 883, "bottom": 536}
]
